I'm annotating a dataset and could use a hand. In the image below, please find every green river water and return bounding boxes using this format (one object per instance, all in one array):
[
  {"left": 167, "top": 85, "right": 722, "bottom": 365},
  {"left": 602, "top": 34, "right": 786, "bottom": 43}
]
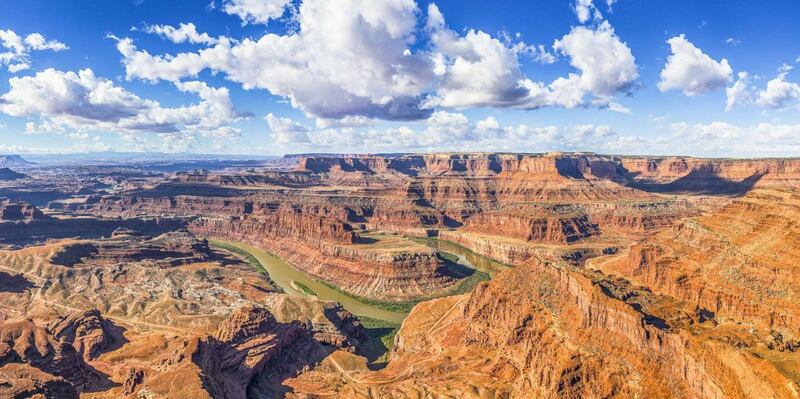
[{"left": 210, "top": 237, "right": 510, "bottom": 324}]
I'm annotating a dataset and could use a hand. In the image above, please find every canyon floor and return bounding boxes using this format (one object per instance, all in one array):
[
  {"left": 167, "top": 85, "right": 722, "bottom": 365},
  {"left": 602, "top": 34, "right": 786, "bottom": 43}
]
[{"left": 0, "top": 152, "right": 799, "bottom": 398}]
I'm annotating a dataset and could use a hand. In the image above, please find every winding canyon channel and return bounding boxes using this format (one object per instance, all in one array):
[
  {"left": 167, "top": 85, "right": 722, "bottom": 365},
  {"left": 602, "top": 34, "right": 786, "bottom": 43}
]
[{"left": 211, "top": 237, "right": 509, "bottom": 324}]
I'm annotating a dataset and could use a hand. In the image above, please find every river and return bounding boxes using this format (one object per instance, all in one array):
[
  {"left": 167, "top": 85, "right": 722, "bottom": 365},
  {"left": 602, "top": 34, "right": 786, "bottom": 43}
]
[
  {"left": 209, "top": 237, "right": 510, "bottom": 324},
  {"left": 411, "top": 236, "right": 511, "bottom": 277}
]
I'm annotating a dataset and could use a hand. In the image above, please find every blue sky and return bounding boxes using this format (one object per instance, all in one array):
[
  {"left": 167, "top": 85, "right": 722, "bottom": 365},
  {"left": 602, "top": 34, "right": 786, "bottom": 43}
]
[{"left": 0, "top": 0, "right": 799, "bottom": 157}]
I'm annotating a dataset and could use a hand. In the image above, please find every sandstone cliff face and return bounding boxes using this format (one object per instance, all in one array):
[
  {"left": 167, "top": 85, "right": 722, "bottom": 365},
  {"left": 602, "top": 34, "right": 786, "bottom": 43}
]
[
  {"left": 88, "top": 194, "right": 253, "bottom": 217},
  {"left": 188, "top": 203, "right": 356, "bottom": 245},
  {"left": 297, "top": 153, "right": 613, "bottom": 179},
  {"left": 0, "top": 363, "right": 77, "bottom": 399},
  {"left": 46, "top": 309, "right": 120, "bottom": 362},
  {"left": 622, "top": 157, "right": 800, "bottom": 181},
  {"left": 115, "top": 304, "right": 363, "bottom": 399},
  {"left": 0, "top": 200, "right": 47, "bottom": 221},
  {"left": 438, "top": 229, "right": 541, "bottom": 264},
  {"left": 190, "top": 216, "right": 459, "bottom": 300},
  {"left": 288, "top": 259, "right": 798, "bottom": 398},
  {"left": 296, "top": 152, "right": 800, "bottom": 194},
  {"left": 0, "top": 215, "right": 186, "bottom": 245},
  {"left": 619, "top": 157, "right": 800, "bottom": 193},
  {"left": 437, "top": 229, "right": 614, "bottom": 266},
  {"left": 0, "top": 234, "right": 278, "bottom": 332},
  {"left": 0, "top": 318, "right": 94, "bottom": 396},
  {"left": 175, "top": 170, "right": 318, "bottom": 188},
  {"left": 599, "top": 187, "right": 800, "bottom": 339},
  {"left": 462, "top": 211, "right": 600, "bottom": 243}
]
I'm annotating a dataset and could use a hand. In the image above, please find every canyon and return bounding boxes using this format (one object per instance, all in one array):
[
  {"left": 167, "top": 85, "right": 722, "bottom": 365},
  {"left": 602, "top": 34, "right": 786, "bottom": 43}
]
[{"left": 0, "top": 152, "right": 798, "bottom": 398}]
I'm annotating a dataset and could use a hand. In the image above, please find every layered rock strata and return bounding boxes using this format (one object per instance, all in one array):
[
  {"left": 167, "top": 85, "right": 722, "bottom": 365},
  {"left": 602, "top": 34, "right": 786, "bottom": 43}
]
[
  {"left": 595, "top": 187, "right": 800, "bottom": 340},
  {"left": 0, "top": 200, "right": 47, "bottom": 221},
  {"left": 0, "top": 234, "right": 277, "bottom": 331},
  {"left": 0, "top": 317, "right": 99, "bottom": 397},
  {"left": 49, "top": 229, "right": 213, "bottom": 268},
  {"left": 287, "top": 258, "right": 799, "bottom": 398},
  {"left": 190, "top": 216, "right": 458, "bottom": 300},
  {"left": 93, "top": 304, "right": 363, "bottom": 398},
  {"left": 0, "top": 205, "right": 186, "bottom": 245}
]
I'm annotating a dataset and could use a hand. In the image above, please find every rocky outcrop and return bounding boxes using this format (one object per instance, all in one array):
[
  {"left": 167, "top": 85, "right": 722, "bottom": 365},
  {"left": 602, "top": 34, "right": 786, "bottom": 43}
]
[
  {"left": 462, "top": 211, "right": 600, "bottom": 243},
  {"left": 0, "top": 200, "right": 47, "bottom": 221},
  {"left": 121, "top": 367, "right": 144, "bottom": 395},
  {"left": 122, "top": 305, "right": 362, "bottom": 399},
  {"left": 0, "top": 155, "right": 34, "bottom": 168},
  {"left": 0, "top": 363, "right": 77, "bottom": 399},
  {"left": 0, "top": 236, "right": 278, "bottom": 332},
  {"left": 46, "top": 309, "right": 120, "bottom": 361},
  {"left": 438, "top": 230, "right": 538, "bottom": 264},
  {"left": 0, "top": 215, "right": 186, "bottom": 245},
  {"left": 0, "top": 319, "right": 91, "bottom": 392},
  {"left": 600, "top": 187, "right": 800, "bottom": 339},
  {"left": 0, "top": 168, "right": 28, "bottom": 181},
  {"left": 191, "top": 216, "right": 458, "bottom": 300},
  {"left": 49, "top": 229, "right": 212, "bottom": 268},
  {"left": 289, "top": 259, "right": 798, "bottom": 398},
  {"left": 197, "top": 306, "right": 310, "bottom": 399},
  {"left": 263, "top": 295, "right": 366, "bottom": 349}
]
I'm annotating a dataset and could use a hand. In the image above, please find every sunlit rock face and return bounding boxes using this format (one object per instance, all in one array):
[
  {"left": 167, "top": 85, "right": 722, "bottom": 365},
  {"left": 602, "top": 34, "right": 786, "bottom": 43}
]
[
  {"left": 287, "top": 258, "right": 799, "bottom": 398},
  {"left": 2, "top": 152, "right": 800, "bottom": 398}
]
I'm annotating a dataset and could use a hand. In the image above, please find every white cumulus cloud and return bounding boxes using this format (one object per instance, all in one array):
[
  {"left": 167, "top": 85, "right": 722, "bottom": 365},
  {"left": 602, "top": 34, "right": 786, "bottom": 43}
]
[
  {"left": 725, "top": 71, "right": 754, "bottom": 111},
  {"left": 553, "top": 21, "right": 639, "bottom": 99},
  {"left": 573, "top": 0, "right": 602, "bottom": 23},
  {"left": 111, "top": 0, "right": 639, "bottom": 124},
  {"left": 222, "top": 0, "right": 292, "bottom": 25},
  {"left": 114, "top": 0, "right": 435, "bottom": 122},
  {"left": 0, "top": 68, "right": 248, "bottom": 142},
  {"left": 0, "top": 29, "right": 67, "bottom": 73},
  {"left": 144, "top": 23, "right": 219, "bottom": 45},
  {"left": 266, "top": 113, "right": 311, "bottom": 144},
  {"left": 425, "top": 6, "right": 637, "bottom": 112},
  {"left": 756, "top": 65, "right": 800, "bottom": 110},
  {"left": 658, "top": 34, "right": 732, "bottom": 96},
  {"left": 424, "top": 4, "right": 531, "bottom": 109}
]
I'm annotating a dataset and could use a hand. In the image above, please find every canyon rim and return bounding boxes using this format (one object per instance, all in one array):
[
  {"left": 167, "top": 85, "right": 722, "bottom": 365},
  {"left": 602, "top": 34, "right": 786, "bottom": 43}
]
[{"left": 2, "top": 0, "right": 800, "bottom": 398}]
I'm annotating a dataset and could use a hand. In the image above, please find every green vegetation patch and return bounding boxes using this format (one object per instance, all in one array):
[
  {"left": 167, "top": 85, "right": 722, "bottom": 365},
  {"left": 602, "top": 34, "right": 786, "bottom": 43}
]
[
  {"left": 438, "top": 251, "right": 460, "bottom": 264},
  {"left": 410, "top": 236, "right": 513, "bottom": 276},
  {"left": 292, "top": 280, "right": 317, "bottom": 296},
  {"left": 357, "top": 316, "right": 402, "bottom": 365},
  {"left": 317, "top": 280, "right": 420, "bottom": 313},
  {"left": 451, "top": 269, "right": 491, "bottom": 295},
  {"left": 438, "top": 252, "right": 491, "bottom": 295}
]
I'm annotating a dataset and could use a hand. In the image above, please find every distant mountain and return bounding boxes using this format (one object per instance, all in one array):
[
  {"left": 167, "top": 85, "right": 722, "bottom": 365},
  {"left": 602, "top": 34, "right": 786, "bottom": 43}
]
[
  {"left": 22, "top": 151, "right": 275, "bottom": 165},
  {"left": 0, "top": 167, "right": 28, "bottom": 180},
  {"left": 0, "top": 155, "right": 34, "bottom": 168}
]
